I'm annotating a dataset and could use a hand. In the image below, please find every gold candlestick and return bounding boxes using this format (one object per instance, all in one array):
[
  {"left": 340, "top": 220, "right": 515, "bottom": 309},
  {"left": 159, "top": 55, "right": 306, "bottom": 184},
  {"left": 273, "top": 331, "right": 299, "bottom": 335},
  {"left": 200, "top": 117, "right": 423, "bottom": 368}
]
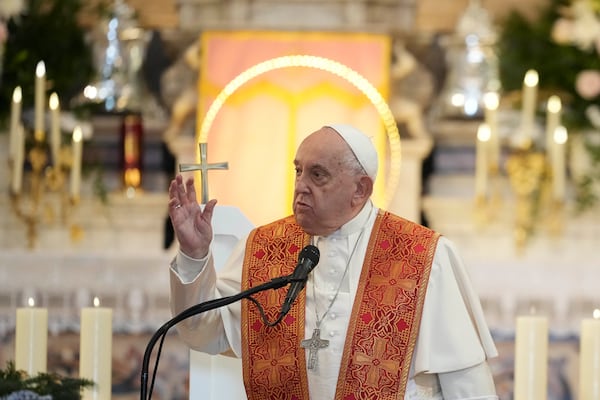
[{"left": 9, "top": 137, "right": 79, "bottom": 249}]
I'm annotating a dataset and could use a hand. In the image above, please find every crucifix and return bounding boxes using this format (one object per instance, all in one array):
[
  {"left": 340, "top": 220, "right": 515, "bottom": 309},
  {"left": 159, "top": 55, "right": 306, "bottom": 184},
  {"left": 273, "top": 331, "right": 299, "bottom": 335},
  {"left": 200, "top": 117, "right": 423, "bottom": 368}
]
[
  {"left": 300, "top": 328, "right": 329, "bottom": 369},
  {"left": 179, "top": 142, "right": 229, "bottom": 204}
]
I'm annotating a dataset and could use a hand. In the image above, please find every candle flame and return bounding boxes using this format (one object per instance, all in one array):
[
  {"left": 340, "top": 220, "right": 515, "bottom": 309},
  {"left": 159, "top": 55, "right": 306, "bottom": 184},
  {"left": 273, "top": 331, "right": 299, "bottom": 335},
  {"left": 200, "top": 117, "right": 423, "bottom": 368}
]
[
  {"left": 49, "top": 93, "right": 59, "bottom": 110},
  {"left": 12, "top": 86, "right": 22, "bottom": 103},
  {"left": 36, "top": 61, "right": 46, "bottom": 78},
  {"left": 483, "top": 92, "right": 499, "bottom": 110},
  {"left": 477, "top": 124, "right": 491, "bottom": 142},
  {"left": 554, "top": 126, "right": 568, "bottom": 144},
  {"left": 93, "top": 297, "right": 100, "bottom": 307},
  {"left": 28, "top": 297, "right": 35, "bottom": 307},
  {"left": 547, "top": 95, "right": 562, "bottom": 113},
  {"left": 524, "top": 69, "right": 539, "bottom": 87},
  {"left": 594, "top": 309, "right": 600, "bottom": 319},
  {"left": 73, "top": 126, "right": 83, "bottom": 142}
]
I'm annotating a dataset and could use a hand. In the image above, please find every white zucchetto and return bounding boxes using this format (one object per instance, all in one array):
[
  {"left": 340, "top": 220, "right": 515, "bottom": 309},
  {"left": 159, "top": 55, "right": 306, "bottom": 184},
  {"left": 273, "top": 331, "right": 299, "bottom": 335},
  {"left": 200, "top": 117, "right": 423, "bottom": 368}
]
[{"left": 326, "top": 124, "right": 378, "bottom": 181}]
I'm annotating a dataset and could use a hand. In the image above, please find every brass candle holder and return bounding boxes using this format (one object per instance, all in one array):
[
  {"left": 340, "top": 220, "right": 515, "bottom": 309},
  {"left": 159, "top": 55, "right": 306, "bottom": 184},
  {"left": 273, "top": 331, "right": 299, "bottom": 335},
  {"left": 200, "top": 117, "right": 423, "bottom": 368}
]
[
  {"left": 505, "top": 147, "right": 547, "bottom": 251},
  {"left": 9, "top": 133, "right": 79, "bottom": 249}
]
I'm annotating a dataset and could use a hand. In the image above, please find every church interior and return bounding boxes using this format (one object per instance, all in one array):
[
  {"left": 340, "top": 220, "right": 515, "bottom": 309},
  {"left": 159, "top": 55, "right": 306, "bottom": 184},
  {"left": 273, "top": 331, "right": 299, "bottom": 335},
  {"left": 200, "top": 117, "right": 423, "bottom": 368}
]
[{"left": 1, "top": 0, "right": 600, "bottom": 398}]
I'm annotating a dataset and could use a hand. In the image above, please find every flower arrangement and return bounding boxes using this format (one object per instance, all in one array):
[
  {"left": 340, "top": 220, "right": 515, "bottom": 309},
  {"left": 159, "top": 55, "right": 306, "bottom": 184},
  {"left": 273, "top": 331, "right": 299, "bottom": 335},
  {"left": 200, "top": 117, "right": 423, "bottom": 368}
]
[
  {"left": 497, "top": 0, "right": 600, "bottom": 211},
  {"left": 0, "top": 0, "right": 96, "bottom": 125}
]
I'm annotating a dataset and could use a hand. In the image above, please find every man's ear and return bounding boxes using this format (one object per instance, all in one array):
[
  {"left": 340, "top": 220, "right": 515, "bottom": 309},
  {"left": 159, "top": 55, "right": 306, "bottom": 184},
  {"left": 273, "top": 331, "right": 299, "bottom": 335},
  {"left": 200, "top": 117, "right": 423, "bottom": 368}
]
[{"left": 352, "top": 175, "right": 374, "bottom": 205}]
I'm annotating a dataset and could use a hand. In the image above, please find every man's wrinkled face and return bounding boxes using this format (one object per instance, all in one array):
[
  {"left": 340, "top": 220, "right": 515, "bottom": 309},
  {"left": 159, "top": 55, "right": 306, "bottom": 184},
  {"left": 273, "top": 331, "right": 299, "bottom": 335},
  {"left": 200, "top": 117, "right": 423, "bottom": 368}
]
[{"left": 292, "top": 127, "right": 363, "bottom": 236}]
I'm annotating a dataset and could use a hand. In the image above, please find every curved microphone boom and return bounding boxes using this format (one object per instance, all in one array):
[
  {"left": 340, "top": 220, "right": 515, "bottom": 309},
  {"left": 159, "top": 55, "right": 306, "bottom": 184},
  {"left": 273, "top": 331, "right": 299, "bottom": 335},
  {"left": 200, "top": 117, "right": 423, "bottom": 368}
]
[{"left": 279, "top": 244, "right": 320, "bottom": 318}]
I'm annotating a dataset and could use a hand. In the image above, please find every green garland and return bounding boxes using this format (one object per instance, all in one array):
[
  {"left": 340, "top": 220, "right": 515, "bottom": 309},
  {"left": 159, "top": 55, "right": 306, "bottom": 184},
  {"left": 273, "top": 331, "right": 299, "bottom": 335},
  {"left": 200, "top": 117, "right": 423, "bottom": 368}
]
[{"left": 0, "top": 361, "right": 94, "bottom": 399}]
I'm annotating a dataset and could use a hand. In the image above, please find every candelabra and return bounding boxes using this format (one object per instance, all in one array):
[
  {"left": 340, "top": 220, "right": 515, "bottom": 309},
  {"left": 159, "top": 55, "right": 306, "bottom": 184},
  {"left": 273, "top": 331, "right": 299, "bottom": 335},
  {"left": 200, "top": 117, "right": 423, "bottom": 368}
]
[
  {"left": 474, "top": 124, "right": 567, "bottom": 252},
  {"left": 8, "top": 127, "right": 82, "bottom": 249}
]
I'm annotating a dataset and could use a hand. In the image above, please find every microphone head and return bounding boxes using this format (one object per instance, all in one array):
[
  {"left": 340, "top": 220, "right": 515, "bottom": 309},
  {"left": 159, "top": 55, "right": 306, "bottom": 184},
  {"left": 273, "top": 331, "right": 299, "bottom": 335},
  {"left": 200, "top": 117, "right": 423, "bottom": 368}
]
[{"left": 299, "top": 244, "right": 320, "bottom": 272}]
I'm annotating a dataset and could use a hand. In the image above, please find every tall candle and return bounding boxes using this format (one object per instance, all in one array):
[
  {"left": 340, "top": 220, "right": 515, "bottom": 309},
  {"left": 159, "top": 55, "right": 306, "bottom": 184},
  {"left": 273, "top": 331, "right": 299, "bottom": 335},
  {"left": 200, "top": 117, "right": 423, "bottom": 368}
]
[
  {"left": 15, "top": 298, "right": 48, "bottom": 376},
  {"left": 521, "top": 69, "right": 539, "bottom": 141},
  {"left": 70, "top": 126, "right": 83, "bottom": 199},
  {"left": 11, "top": 125, "right": 24, "bottom": 195},
  {"left": 545, "top": 95, "right": 562, "bottom": 155},
  {"left": 34, "top": 61, "right": 46, "bottom": 142},
  {"left": 579, "top": 310, "right": 600, "bottom": 400},
  {"left": 514, "top": 314, "right": 548, "bottom": 400},
  {"left": 483, "top": 92, "right": 500, "bottom": 173},
  {"left": 9, "top": 86, "right": 22, "bottom": 161},
  {"left": 552, "top": 126, "right": 568, "bottom": 202},
  {"left": 80, "top": 297, "right": 113, "bottom": 400},
  {"left": 475, "top": 123, "right": 490, "bottom": 198},
  {"left": 49, "top": 92, "right": 61, "bottom": 165}
]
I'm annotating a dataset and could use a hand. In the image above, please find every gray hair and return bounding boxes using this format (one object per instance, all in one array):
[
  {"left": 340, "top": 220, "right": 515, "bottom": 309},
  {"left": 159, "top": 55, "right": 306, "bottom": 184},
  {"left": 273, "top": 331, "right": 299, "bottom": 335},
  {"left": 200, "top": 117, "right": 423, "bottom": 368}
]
[{"left": 342, "top": 151, "right": 368, "bottom": 178}]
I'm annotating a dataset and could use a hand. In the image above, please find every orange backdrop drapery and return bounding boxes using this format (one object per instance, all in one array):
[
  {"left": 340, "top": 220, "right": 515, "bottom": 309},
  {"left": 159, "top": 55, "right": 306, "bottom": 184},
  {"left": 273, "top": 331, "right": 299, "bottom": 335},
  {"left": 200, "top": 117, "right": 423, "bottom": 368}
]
[{"left": 196, "top": 31, "right": 391, "bottom": 226}]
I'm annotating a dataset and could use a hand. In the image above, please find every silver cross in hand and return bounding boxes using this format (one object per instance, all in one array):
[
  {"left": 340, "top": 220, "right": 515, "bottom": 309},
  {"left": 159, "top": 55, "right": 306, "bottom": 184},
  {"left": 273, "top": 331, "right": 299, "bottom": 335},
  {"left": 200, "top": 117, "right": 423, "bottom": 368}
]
[
  {"left": 300, "top": 328, "right": 329, "bottom": 369},
  {"left": 179, "top": 142, "right": 228, "bottom": 204}
]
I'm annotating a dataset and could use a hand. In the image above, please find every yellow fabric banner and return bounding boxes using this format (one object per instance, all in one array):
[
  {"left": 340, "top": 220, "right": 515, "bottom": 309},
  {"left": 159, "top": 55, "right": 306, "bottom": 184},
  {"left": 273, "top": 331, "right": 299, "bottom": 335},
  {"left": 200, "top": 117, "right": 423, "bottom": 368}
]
[{"left": 197, "top": 31, "right": 391, "bottom": 226}]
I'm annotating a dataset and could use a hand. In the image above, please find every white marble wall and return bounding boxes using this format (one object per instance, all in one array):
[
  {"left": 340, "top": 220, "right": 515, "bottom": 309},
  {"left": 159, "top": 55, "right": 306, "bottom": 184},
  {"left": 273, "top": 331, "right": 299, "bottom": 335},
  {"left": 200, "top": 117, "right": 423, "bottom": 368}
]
[{"left": 176, "top": 0, "right": 417, "bottom": 32}]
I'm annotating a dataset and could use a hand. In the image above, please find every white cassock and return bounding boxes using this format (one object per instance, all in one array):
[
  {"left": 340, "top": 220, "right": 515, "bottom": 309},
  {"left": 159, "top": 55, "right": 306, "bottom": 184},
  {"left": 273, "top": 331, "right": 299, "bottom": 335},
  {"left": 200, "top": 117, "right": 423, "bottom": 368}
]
[{"left": 170, "top": 201, "right": 499, "bottom": 400}]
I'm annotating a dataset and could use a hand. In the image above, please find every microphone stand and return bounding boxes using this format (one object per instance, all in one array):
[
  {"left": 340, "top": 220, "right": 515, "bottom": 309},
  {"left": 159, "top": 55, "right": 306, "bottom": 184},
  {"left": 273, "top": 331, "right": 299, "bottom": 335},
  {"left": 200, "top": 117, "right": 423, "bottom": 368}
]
[{"left": 140, "top": 274, "right": 298, "bottom": 400}]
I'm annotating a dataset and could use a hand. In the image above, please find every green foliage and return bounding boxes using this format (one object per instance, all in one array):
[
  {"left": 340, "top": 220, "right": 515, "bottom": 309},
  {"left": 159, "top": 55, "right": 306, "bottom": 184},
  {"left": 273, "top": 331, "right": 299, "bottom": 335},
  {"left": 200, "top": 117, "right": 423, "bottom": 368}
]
[
  {"left": 0, "top": 361, "right": 94, "bottom": 399},
  {"left": 0, "top": 0, "right": 96, "bottom": 125},
  {"left": 497, "top": 0, "right": 600, "bottom": 129}
]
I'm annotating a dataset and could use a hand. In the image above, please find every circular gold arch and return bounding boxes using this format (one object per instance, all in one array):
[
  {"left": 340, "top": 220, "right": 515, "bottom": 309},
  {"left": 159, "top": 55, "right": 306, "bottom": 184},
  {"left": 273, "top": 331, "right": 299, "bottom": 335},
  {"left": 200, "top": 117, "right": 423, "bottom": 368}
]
[{"left": 198, "top": 54, "right": 401, "bottom": 207}]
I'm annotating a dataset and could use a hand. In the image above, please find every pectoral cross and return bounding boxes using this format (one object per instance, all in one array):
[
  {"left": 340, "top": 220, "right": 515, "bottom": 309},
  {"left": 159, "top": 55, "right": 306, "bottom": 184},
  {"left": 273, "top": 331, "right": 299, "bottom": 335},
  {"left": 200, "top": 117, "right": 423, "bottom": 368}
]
[
  {"left": 300, "top": 328, "right": 329, "bottom": 369},
  {"left": 179, "top": 143, "right": 229, "bottom": 204}
]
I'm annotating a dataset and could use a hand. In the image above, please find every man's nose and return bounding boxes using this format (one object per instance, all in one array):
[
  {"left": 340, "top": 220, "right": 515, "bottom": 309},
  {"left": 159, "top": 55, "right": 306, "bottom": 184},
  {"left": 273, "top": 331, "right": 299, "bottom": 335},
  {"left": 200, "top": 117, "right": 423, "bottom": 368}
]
[{"left": 295, "top": 173, "right": 309, "bottom": 193}]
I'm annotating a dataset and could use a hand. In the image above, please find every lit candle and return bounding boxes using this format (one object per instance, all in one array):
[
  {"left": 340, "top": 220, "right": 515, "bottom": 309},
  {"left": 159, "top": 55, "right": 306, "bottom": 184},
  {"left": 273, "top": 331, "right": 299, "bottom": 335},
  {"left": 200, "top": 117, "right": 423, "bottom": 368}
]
[
  {"left": 11, "top": 125, "right": 24, "bottom": 195},
  {"left": 34, "top": 61, "right": 46, "bottom": 142},
  {"left": 80, "top": 297, "right": 113, "bottom": 400},
  {"left": 545, "top": 95, "right": 562, "bottom": 155},
  {"left": 552, "top": 126, "right": 568, "bottom": 202},
  {"left": 70, "top": 126, "right": 83, "bottom": 200},
  {"left": 483, "top": 92, "right": 500, "bottom": 173},
  {"left": 49, "top": 92, "right": 61, "bottom": 165},
  {"left": 475, "top": 123, "right": 491, "bottom": 198},
  {"left": 15, "top": 298, "right": 48, "bottom": 376},
  {"left": 521, "top": 69, "right": 539, "bottom": 140},
  {"left": 9, "top": 86, "right": 22, "bottom": 161},
  {"left": 514, "top": 314, "right": 548, "bottom": 400},
  {"left": 579, "top": 309, "right": 600, "bottom": 400}
]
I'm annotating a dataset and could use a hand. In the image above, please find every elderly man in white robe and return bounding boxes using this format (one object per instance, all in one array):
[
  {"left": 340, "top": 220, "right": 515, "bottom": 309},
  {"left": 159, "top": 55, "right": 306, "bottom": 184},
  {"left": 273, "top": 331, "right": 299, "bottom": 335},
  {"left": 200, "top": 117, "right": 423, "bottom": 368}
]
[{"left": 168, "top": 124, "right": 499, "bottom": 400}]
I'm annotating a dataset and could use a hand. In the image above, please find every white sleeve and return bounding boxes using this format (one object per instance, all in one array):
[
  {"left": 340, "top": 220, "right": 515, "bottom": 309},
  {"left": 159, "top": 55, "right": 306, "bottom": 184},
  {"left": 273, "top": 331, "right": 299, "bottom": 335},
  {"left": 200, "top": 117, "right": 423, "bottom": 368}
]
[
  {"left": 169, "top": 236, "right": 249, "bottom": 356},
  {"left": 412, "top": 236, "right": 498, "bottom": 375},
  {"left": 438, "top": 362, "right": 498, "bottom": 400}
]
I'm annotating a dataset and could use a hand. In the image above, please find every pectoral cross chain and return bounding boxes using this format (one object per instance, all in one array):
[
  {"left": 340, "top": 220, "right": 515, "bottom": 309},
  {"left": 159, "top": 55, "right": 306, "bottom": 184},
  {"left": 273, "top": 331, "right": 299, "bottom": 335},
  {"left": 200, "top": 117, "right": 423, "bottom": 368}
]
[{"left": 300, "top": 328, "right": 329, "bottom": 369}]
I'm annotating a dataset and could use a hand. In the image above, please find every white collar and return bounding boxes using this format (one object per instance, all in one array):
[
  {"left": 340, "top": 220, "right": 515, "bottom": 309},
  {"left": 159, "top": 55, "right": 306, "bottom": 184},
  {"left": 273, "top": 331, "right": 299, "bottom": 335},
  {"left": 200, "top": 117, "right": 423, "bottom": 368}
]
[{"left": 316, "top": 200, "right": 374, "bottom": 241}]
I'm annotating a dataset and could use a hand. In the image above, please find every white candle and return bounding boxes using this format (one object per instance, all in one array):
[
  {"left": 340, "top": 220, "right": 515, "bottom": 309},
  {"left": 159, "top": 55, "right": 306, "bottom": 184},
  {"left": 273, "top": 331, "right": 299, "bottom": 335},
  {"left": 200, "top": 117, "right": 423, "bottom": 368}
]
[
  {"left": 70, "top": 126, "right": 83, "bottom": 199},
  {"left": 552, "top": 126, "right": 568, "bottom": 202},
  {"left": 9, "top": 86, "right": 22, "bottom": 161},
  {"left": 475, "top": 123, "right": 491, "bottom": 198},
  {"left": 15, "top": 298, "right": 48, "bottom": 376},
  {"left": 484, "top": 92, "right": 500, "bottom": 172},
  {"left": 49, "top": 92, "right": 61, "bottom": 165},
  {"left": 579, "top": 310, "right": 600, "bottom": 400},
  {"left": 545, "top": 95, "right": 562, "bottom": 155},
  {"left": 514, "top": 315, "right": 548, "bottom": 400},
  {"left": 80, "top": 297, "right": 113, "bottom": 400},
  {"left": 521, "top": 69, "right": 539, "bottom": 140},
  {"left": 34, "top": 61, "right": 46, "bottom": 142},
  {"left": 11, "top": 124, "right": 24, "bottom": 195}
]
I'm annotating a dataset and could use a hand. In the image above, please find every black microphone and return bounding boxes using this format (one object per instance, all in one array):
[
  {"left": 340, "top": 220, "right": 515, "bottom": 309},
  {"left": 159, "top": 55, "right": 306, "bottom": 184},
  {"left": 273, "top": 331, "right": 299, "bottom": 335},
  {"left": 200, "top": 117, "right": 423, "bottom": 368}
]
[{"left": 279, "top": 244, "right": 320, "bottom": 318}]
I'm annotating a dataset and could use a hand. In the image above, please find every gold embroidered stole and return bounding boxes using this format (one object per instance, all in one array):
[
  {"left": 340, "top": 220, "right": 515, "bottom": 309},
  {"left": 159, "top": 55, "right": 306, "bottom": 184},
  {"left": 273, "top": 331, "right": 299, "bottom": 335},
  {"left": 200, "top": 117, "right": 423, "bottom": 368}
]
[
  {"left": 241, "top": 211, "right": 440, "bottom": 400},
  {"left": 241, "top": 216, "right": 311, "bottom": 400}
]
